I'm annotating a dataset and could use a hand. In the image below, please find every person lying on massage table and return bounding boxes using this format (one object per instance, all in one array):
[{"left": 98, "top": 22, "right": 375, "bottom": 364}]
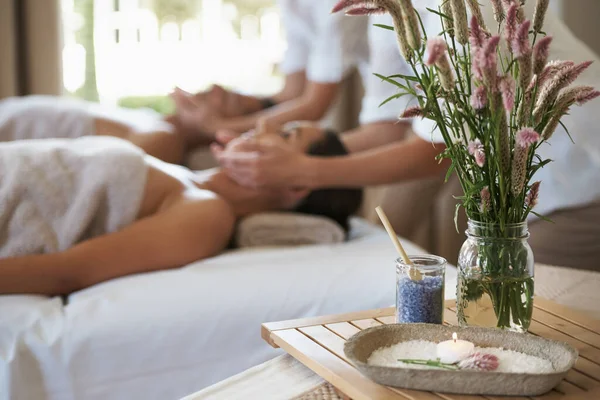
[{"left": 0, "top": 124, "right": 361, "bottom": 296}]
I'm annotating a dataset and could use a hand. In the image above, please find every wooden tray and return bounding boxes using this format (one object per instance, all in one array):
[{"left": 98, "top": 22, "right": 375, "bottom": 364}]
[{"left": 262, "top": 298, "right": 600, "bottom": 400}]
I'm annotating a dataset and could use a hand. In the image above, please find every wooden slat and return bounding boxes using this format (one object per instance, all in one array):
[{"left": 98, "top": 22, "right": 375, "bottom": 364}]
[
  {"left": 533, "top": 308, "right": 600, "bottom": 350},
  {"left": 376, "top": 316, "right": 397, "bottom": 325},
  {"left": 325, "top": 322, "right": 361, "bottom": 340},
  {"left": 532, "top": 390, "right": 569, "bottom": 400},
  {"left": 565, "top": 369, "right": 600, "bottom": 390},
  {"left": 528, "top": 319, "right": 600, "bottom": 365},
  {"left": 553, "top": 381, "right": 585, "bottom": 395},
  {"left": 444, "top": 307, "right": 600, "bottom": 382},
  {"left": 351, "top": 319, "right": 383, "bottom": 330},
  {"left": 534, "top": 297, "right": 600, "bottom": 333},
  {"left": 262, "top": 307, "right": 394, "bottom": 343},
  {"left": 560, "top": 387, "right": 600, "bottom": 399},
  {"left": 271, "top": 328, "right": 402, "bottom": 400}
]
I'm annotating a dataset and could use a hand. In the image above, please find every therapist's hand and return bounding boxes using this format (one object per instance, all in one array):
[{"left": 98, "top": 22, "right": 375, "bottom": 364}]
[{"left": 211, "top": 134, "right": 312, "bottom": 188}]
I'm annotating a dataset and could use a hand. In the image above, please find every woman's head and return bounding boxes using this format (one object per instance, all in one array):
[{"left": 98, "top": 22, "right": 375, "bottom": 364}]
[
  {"left": 291, "top": 130, "right": 363, "bottom": 233},
  {"left": 224, "top": 123, "right": 363, "bottom": 233}
]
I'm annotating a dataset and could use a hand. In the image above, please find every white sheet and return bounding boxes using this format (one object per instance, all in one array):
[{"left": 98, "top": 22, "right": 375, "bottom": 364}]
[{"left": 0, "top": 219, "right": 457, "bottom": 400}]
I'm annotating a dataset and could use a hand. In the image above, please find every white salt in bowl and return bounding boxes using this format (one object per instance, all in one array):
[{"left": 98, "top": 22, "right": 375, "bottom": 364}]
[{"left": 344, "top": 324, "right": 578, "bottom": 396}]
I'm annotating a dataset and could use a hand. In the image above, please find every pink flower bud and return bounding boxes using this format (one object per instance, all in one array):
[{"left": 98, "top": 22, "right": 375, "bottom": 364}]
[
  {"left": 331, "top": 0, "right": 362, "bottom": 13},
  {"left": 490, "top": 0, "right": 504, "bottom": 23},
  {"left": 426, "top": 37, "right": 448, "bottom": 66},
  {"left": 525, "top": 181, "right": 541, "bottom": 209},
  {"left": 533, "top": 0, "right": 550, "bottom": 33},
  {"left": 533, "top": 36, "right": 553, "bottom": 75},
  {"left": 512, "top": 20, "right": 532, "bottom": 58},
  {"left": 505, "top": 4, "right": 518, "bottom": 47},
  {"left": 345, "top": 6, "right": 386, "bottom": 15},
  {"left": 400, "top": 106, "right": 425, "bottom": 119},
  {"left": 468, "top": 139, "right": 486, "bottom": 167},
  {"left": 499, "top": 76, "right": 516, "bottom": 112},
  {"left": 471, "top": 85, "right": 488, "bottom": 110},
  {"left": 469, "top": 15, "right": 487, "bottom": 48},
  {"left": 516, "top": 128, "right": 541, "bottom": 148}
]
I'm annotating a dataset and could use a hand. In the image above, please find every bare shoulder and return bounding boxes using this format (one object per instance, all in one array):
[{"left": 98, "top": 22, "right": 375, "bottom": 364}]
[{"left": 162, "top": 189, "right": 236, "bottom": 258}]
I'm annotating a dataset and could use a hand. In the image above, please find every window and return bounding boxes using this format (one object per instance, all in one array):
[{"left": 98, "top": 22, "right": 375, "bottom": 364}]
[{"left": 61, "top": 0, "right": 285, "bottom": 114}]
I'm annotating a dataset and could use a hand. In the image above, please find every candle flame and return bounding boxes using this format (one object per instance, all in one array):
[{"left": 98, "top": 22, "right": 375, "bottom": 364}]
[{"left": 452, "top": 332, "right": 457, "bottom": 342}]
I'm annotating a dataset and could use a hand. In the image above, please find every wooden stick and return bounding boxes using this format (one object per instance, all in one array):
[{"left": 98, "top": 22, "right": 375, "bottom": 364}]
[{"left": 375, "top": 206, "right": 422, "bottom": 281}]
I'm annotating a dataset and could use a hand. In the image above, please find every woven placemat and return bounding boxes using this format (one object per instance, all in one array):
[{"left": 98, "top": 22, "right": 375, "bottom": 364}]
[{"left": 293, "top": 383, "right": 343, "bottom": 400}]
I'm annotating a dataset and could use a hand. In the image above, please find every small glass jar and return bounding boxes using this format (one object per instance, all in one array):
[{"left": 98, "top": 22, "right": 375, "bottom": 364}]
[{"left": 396, "top": 255, "right": 446, "bottom": 324}]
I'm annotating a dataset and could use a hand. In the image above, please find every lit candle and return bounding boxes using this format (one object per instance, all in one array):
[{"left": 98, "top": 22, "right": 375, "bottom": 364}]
[{"left": 436, "top": 332, "right": 475, "bottom": 364}]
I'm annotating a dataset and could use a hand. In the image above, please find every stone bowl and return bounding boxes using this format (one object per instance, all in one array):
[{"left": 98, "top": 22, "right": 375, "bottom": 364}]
[{"left": 344, "top": 323, "right": 578, "bottom": 396}]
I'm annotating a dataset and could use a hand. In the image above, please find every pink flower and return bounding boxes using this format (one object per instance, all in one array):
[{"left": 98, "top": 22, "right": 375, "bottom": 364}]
[
  {"left": 470, "top": 85, "right": 488, "bottom": 110},
  {"left": 345, "top": 6, "right": 386, "bottom": 15},
  {"left": 538, "top": 60, "right": 575, "bottom": 87},
  {"left": 516, "top": 128, "right": 541, "bottom": 148},
  {"left": 400, "top": 106, "right": 425, "bottom": 119},
  {"left": 501, "top": 0, "right": 524, "bottom": 22},
  {"left": 576, "top": 90, "right": 600, "bottom": 105},
  {"left": 459, "top": 353, "right": 500, "bottom": 372},
  {"left": 331, "top": 0, "right": 362, "bottom": 13},
  {"left": 426, "top": 37, "right": 447, "bottom": 66},
  {"left": 505, "top": 4, "right": 518, "bottom": 47},
  {"left": 490, "top": 0, "right": 504, "bottom": 22},
  {"left": 525, "top": 181, "right": 541, "bottom": 209},
  {"left": 499, "top": 76, "right": 516, "bottom": 112},
  {"left": 533, "top": 0, "right": 550, "bottom": 33},
  {"left": 481, "top": 36, "right": 501, "bottom": 89},
  {"left": 471, "top": 47, "right": 484, "bottom": 81},
  {"left": 512, "top": 20, "right": 532, "bottom": 58},
  {"left": 468, "top": 139, "right": 486, "bottom": 167},
  {"left": 469, "top": 15, "right": 486, "bottom": 48},
  {"left": 533, "top": 36, "right": 553, "bottom": 75}
]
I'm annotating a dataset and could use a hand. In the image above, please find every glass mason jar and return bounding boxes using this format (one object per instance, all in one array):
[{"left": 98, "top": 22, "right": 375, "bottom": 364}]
[
  {"left": 396, "top": 255, "right": 446, "bottom": 324},
  {"left": 456, "top": 220, "right": 535, "bottom": 332}
]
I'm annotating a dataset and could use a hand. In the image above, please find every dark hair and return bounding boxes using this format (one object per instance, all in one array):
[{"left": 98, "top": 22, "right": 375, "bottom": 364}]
[{"left": 293, "top": 131, "right": 363, "bottom": 234}]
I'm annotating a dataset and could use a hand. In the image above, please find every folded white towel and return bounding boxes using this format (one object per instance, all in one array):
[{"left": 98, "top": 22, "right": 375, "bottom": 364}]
[
  {"left": 0, "top": 136, "right": 148, "bottom": 256},
  {"left": 236, "top": 212, "right": 345, "bottom": 248}
]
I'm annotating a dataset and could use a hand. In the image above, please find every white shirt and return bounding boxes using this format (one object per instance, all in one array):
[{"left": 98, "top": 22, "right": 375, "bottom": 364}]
[
  {"left": 278, "top": 0, "right": 369, "bottom": 83},
  {"left": 360, "top": 1, "right": 441, "bottom": 124},
  {"left": 407, "top": 3, "right": 600, "bottom": 217}
]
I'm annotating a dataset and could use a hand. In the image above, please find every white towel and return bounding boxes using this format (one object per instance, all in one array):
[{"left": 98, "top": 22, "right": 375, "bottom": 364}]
[
  {"left": 236, "top": 212, "right": 345, "bottom": 248},
  {"left": 0, "top": 136, "right": 148, "bottom": 256}
]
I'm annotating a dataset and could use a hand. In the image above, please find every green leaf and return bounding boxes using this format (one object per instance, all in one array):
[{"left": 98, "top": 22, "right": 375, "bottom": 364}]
[
  {"left": 373, "top": 23, "right": 394, "bottom": 31},
  {"left": 558, "top": 120, "right": 575, "bottom": 144},
  {"left": 426, "top": 7, "right": 450, "bottom": 20},
  {"left": 444, "top": 161, "right": 456, "bottom": 183},
  {"left": 373, "top": 73, "right": 410, "bottom": 91},
  {"left": 530, "top": 211, "right": 554, "bottom": 223},
  {"left": 379, "top": 93, "right": 409, "bottom": 107},
  {"left": 386, "top": 73, "right": 419, "bottom": 82}
]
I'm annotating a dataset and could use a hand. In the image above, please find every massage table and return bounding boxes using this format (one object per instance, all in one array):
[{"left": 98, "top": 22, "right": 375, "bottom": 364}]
[{"left": 0, "top": 219, "right": 457, "bottom": 400}]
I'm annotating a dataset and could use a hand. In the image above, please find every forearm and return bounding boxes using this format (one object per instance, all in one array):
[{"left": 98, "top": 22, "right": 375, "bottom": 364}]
[
  {"left": 303, "top": 136, "right": 449, "bottom": 188},
  {"left": 218, "top": 95, "right": 329, "bottom": 134},
  {"left": 341, "top": 121, "right": 412, "bottom": 153},
  {"left": 0, "top": 253, "right": 74, "bottom": 296}
]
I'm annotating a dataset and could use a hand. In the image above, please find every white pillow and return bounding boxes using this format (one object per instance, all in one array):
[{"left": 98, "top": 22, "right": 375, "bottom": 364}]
[{"left": 236, "top": 212, "right": 345, "bottom": 247}]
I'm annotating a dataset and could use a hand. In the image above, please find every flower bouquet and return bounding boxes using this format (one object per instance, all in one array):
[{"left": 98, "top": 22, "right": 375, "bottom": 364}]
[{"left": 333, "top": 0, "right": 598, "bottom": 331}]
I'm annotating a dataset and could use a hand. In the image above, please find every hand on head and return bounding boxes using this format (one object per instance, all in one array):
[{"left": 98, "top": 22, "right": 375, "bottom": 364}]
[{"left": 211, "top": 120, "right": 324, "bottom": 189}]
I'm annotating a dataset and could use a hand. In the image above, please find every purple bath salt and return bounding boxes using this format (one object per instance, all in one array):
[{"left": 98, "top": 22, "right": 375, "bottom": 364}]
[{"left": 396, "top": 275, "right": 444, "bottom": 324}]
